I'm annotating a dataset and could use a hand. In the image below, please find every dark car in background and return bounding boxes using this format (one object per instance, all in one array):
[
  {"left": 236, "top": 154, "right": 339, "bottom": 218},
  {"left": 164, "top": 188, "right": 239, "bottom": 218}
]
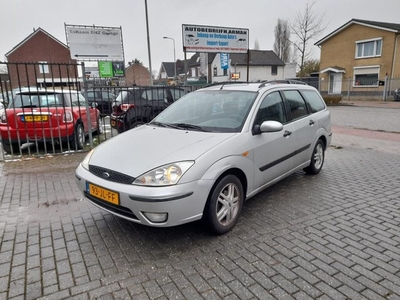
[
  {"left": 110, "top": 86, "right": 188, "bottom": 133},
  {"left": 394, "top": 88, "right": 400, "bottom": 101},
  {"left": 84, "top": 88, "right": 117, "bottom": 116}
]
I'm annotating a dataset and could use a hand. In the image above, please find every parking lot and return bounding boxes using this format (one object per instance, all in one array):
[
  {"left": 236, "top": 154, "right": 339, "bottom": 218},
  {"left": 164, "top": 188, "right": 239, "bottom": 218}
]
[{"left": 0, "top": 103, "right": 400, "bottom": 299}]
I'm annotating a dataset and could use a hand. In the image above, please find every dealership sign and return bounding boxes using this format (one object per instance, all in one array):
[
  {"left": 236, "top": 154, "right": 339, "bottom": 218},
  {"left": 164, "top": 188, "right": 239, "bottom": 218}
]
[
  {"left": 65, "top": 25, "right": 124, "bottom": 60},
  {"left": 182, "top": 24, "right": 249, "bottom": 53},
  {"left": 98, "top": 61, "right": 125, "bottom": 78}
]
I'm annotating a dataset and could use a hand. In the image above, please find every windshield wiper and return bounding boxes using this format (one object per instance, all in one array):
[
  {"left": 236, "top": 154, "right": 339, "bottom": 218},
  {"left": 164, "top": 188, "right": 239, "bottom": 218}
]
[
  {"left": 169, "top": 123, "right": 209, "bottom": 132},
  {"left": 150, "top": 121, "right": 167, "bottom": 128}
]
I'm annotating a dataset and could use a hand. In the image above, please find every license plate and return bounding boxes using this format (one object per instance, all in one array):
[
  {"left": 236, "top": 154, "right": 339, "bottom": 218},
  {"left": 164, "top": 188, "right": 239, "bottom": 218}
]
[
  {"left": 24, "top": 115, "right": 48, "bottom": 122},
  {"left": 87, "top": 182, "right": 119, "bottom": 205},
  {"left": 110, "top": 120, "right": 116, "bottom": 127}
]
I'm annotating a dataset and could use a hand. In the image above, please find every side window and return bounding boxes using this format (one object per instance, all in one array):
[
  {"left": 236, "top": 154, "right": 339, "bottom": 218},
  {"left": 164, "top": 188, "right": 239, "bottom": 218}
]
[
  {"left": 282, "top": 90, "right": 308, "bottom": 120},
  {"left": 301, "top": 90, "right": 326, "bottom": 113},
  {"left": 70, "top": 93, "right": 87, "bottom": 107},
  {"left": 254, "top": 92, "right": 286, "bottom": 126},
  {"left": 158, "top": 89, "right": 169, "bottom": 102},
  {"left": 171, "top": 89, "right": 185, "bottom": 101}
]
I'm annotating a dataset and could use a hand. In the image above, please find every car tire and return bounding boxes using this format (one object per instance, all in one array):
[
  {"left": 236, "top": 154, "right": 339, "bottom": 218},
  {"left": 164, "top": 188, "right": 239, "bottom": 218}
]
[
  {"left": 74, "top": 123, "right": 85, "bottom": 150},
  {"left": 203, "top": 174, "right": 244, "bottom": 235},
  {"left": 1, "top": 142, "right": 19, "bottom": 154},
  {"left": 303, "top": 139, "right": 325, "bottom": 175}
]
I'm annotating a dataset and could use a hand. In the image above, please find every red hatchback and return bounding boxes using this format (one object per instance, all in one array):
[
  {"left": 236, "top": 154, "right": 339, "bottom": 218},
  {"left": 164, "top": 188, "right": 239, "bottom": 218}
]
[{"left": 0, "top": 88, "right": 101, "bottom": 154}]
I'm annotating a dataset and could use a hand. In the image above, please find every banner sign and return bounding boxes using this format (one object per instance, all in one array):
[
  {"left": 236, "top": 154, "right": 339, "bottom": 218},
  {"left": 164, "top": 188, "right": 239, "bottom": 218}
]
[
  {"left": 182, "top": 24, "right": 249, "bottom": 53},
  {"left": 65, "top": 25, "right": 124, "bottom": 60},
  {"left": 220, "top": 53, "right": 229, "bottom": 69}
]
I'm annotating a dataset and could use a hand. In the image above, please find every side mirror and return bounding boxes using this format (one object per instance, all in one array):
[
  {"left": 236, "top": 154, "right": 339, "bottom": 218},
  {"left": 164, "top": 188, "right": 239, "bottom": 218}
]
[{"left": 252, "top": 120, "right": 283, "bottom": 135}]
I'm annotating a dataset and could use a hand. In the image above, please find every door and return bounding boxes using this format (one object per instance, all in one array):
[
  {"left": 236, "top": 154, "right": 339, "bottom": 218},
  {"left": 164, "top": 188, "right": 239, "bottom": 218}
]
[
  {"left": 282, "top": 90, "right": 317, "bottom": 168},
  {"left": 329, "top": 73, "right": 342, "bottom": 94},
  {"left": 251, "top": 91, "right": 295, "bottom": 188}
]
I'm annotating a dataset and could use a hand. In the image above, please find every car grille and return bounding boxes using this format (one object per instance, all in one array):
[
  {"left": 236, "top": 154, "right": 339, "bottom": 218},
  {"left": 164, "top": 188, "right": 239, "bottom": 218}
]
[
  {"left": 85, "top": 192, "right": 139, "bottom": 221},
  {"left": 89, "top": 165, "right": 135, "bottom": 184}
]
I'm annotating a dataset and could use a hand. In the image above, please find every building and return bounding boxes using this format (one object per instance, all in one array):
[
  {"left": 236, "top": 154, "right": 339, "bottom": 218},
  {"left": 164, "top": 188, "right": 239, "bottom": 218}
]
[
  {"left": 5, "top": 28, "right": 78, "bottom": 89},
  {"left": 315, "top": 19, "right": 400, "bottom": 98},
  {"left": 182, "top": 50, "right": 291, "bottom": 84}
]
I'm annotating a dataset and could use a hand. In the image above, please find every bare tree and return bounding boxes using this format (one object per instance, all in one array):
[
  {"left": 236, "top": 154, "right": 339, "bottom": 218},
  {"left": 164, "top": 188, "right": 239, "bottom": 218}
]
[
  {"left": 253, "top": 39, "right": 260, "bottom": 50},
  {"left": 273, "top": 19, "right": 291, "bottom": 62},
  {"left": 291, "top": 0, "right": 326, "bottom": 76}
]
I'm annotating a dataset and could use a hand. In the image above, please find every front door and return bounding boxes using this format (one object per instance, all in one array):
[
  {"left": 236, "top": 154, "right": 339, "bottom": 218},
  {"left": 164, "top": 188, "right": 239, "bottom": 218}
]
[{"left": 329, "top": 73, "right": 342, "bottom": 94}]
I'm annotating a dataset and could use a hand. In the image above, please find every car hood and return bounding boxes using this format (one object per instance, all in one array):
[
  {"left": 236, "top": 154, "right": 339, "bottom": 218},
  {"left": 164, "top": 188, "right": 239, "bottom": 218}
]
[{"left": 89, "top": 124, "right": 236, "bottom": 177}]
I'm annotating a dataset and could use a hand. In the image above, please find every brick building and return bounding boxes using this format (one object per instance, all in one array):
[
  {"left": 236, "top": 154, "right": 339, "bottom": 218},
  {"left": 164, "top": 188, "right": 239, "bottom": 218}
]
[{"left": 5, "top": 28, "right": 79, "bottom": 89}]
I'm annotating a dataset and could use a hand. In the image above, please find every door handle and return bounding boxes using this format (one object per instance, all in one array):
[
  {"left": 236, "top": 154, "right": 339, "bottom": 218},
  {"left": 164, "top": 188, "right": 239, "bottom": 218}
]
[
  {"left": 283, "top": 130, "right": 292, "bottom": 137},
  {"left": 309, "top": 119, "right": 315, "bottom": 125}
]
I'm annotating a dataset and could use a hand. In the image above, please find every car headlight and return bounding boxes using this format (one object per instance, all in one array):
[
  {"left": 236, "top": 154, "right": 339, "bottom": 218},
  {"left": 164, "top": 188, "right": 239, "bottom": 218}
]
[
  {"left": 134, "top": 161, "right": 194, "bottom": 186},
  {"left": 81, "top": 149, "right": 95, "bottom": 170}
]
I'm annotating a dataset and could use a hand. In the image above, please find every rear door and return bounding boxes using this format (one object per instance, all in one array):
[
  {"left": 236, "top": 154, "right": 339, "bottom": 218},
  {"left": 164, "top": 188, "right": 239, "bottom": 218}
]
[{"left": 282, "top": 89, "right": 317, "bottom": 168}]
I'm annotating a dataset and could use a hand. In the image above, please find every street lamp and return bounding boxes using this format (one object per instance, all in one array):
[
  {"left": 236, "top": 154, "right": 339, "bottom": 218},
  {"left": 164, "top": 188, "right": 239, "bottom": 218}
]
[{"left": 163, "top": 36, "right": 176, "bottom": 83}]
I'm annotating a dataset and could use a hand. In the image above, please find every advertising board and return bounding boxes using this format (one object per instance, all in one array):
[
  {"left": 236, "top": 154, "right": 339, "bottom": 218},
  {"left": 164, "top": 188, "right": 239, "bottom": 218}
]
[
  {"left": 65, "top": 25, "right": 124, "bottom": 60},
  {"left": 182, "top": 24, "right": 249, "bottom": 53}
]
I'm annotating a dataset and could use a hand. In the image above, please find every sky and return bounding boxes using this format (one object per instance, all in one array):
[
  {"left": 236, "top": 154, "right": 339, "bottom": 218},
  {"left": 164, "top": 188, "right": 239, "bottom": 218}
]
[{"left": 0, "top": 0, "right": 398, "bottom": 75}]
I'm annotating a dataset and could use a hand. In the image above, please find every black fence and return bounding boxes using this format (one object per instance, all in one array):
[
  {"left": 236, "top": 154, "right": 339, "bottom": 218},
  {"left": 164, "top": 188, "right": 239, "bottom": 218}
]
[
  {"left": 0, "top": 62, "right": 201, "bottom": 160},
  {"left": 2, "top": 61, "right": 399, "bottom": 160}
]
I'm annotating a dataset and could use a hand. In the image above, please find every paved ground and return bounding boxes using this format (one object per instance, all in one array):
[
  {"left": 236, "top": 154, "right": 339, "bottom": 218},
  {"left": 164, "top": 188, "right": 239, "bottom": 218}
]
[{"left": 0, "top": 102, "right": 400, "bottom": 299}]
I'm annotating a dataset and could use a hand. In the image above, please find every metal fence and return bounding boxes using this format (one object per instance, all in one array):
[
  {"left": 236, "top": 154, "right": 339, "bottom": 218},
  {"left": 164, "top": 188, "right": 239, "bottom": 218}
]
[
  {"left": 0, "top": 62, "right": 200, "bottom": 161},
  {"left": 2, "top": 61, "right": 400, "bottom": 160}
]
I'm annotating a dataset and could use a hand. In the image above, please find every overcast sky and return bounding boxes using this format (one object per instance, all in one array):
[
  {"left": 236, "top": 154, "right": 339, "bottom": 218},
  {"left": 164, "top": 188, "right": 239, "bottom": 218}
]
[{"left": 0, "top": 0, "right": 398, "bottom": 74}]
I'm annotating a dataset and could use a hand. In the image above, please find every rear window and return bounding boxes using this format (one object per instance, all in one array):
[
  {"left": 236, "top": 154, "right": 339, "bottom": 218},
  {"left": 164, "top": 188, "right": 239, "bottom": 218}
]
[
  {"left": 301, "top": 90, "right": 326, "bottom": 113},
  {"left": 10, "top": 93, "right": 64, "bottom": 108}
]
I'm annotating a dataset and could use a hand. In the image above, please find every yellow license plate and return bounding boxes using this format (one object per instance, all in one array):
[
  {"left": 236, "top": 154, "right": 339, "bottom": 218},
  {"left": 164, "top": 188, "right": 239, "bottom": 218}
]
[
  {"left": 87, "top": 183, "right": 119, "bottom": 205},
  {"left": 25, "top": 115, "right": 48, "bottom": 122},
  {"left": 110, "top": 120, "right": 116, "bottom": 127}
]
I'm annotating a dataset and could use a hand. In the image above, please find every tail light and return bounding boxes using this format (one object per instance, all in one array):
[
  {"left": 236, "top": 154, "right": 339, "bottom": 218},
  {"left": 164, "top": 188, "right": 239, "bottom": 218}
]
[
  {"left": 63, "top": 110, "right": 73, "bottom": 123},
  {"left": 121, "top": 104, "right": 135, "bottom": 112}
]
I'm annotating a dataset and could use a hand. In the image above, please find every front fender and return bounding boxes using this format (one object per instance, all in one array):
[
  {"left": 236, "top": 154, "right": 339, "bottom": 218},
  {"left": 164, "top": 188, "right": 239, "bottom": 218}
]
[{"left": 199, "top": 154, "right": 255, "bottom": 197}]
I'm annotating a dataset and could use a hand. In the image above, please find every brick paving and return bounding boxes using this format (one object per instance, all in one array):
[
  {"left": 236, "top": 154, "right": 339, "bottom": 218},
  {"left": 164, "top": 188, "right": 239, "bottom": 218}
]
[{"left": 1, "top": 107, "right": 400, "bottom": 299}]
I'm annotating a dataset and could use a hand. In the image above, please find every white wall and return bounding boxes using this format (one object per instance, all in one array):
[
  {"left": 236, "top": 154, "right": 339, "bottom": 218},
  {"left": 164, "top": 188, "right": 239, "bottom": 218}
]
[{"left": 209, "top": 54, "right": 288, "bottom": 82}]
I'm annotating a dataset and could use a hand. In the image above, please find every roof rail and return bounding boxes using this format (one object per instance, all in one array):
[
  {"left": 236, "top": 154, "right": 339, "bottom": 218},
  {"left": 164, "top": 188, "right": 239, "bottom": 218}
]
[
  {"left": 204, "top": 81, "right": 249, "bottom": 89},
  {"left": 258, "top": 79, "right": 308, "bottom": 88}
]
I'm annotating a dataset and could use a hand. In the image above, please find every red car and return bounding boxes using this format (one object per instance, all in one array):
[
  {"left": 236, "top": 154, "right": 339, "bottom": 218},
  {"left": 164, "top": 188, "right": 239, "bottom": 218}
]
[{"left": 0, "top": 88, "right": 102, "bottom": 154}]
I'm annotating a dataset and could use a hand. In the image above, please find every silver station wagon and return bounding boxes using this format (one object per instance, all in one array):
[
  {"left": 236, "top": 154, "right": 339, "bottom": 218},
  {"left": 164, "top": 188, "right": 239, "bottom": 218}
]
[{"left": 75, "top": 82, "right": 332, "bottom": 234}]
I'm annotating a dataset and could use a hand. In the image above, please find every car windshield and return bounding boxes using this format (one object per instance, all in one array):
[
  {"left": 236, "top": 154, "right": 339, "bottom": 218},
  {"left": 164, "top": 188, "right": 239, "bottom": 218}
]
[
  {"left": 9, "top": 93, "right": 64, "bottom": 108},
  {"left": 152, "top": 90, "right": 257, "bottom": 133}
]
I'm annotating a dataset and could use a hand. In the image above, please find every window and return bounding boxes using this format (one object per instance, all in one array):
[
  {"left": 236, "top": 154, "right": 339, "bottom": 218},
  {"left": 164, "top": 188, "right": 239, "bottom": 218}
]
[
  {"left": 353, "top": 66, "right": 380, "bottom": 86},
  {"left": 38, "top": 61, "right": 49, "bottom": 74},
  {"left": 271, "top": 65, "right": 277, "bottom": 75},
  {"left": 282, "top": 90, "right": 308, "bottom": 120},
  {"left": 223, "top": 68, "right": 228, "bottom": 76},
  {"left": 254, "top": 92, "right": 286, "bottom": 125},
  {"left": 356, "top": 39, "right": 382, "bottom": 58},
  {"left": 301, "top": 90, "right": 325, "bottom": 113}
]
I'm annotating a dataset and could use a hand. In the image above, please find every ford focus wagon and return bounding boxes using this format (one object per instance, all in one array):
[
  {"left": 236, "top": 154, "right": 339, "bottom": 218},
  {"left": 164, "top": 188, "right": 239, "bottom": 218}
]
[{"left": 75, "top": 82, "right": 332, "bottom": 234}]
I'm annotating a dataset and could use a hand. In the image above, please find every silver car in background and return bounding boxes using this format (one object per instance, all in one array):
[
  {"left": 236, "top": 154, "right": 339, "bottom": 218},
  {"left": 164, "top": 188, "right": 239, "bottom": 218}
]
[{"left": 75, "top": 82, "right": 332, "bottom": 234}]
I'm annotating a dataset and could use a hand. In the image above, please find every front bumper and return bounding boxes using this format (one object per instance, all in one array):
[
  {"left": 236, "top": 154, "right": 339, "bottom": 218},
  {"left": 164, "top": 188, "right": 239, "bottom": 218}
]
[{"left": 75, "top": 163, "right": 213, "bottom": 227}]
